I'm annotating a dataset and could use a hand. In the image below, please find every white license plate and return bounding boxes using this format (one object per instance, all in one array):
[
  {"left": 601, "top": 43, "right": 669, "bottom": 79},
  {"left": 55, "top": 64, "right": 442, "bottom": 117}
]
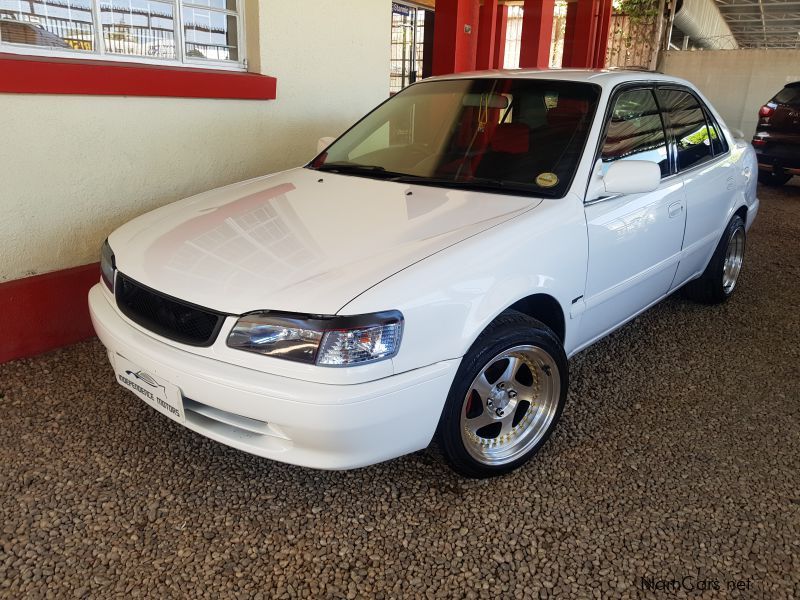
[{"left": 113, "top": 355, "right": 185, "bottom": 425}]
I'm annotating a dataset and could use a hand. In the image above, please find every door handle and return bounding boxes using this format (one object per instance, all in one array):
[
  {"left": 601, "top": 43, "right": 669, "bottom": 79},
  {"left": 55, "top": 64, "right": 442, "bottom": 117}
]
[{"left": 668, "top": 202, "right": 683, "bottom": 218}]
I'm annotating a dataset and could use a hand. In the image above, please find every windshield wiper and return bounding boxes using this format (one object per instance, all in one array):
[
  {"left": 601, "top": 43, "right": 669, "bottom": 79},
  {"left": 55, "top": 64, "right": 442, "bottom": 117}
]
[
  {"left": 391, "top": 174, "right": 543, "bottom": 195},
  {"left": 311, "top": 162, "right": 407, "bottom": 179}
]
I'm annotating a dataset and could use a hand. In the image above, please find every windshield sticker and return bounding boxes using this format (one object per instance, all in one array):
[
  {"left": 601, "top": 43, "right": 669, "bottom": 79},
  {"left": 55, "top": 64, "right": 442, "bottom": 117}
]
[{"left": 536, "top": 172, "right": 559, "bottom": 188}]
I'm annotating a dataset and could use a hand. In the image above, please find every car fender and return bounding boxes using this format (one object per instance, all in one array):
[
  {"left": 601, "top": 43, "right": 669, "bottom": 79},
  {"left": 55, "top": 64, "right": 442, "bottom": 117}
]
[
  {"left": 723, "top": 141, "right": 758, "bottom": 229},
  {"left": 339, "top": 193, "right": 589, "bottom": 376}
]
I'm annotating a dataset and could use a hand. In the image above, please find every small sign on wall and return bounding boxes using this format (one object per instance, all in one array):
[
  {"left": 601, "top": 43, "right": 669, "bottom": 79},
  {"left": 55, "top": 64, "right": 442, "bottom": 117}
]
[{"left": 392, "top": 2, "right": 413, "bottom": 16}]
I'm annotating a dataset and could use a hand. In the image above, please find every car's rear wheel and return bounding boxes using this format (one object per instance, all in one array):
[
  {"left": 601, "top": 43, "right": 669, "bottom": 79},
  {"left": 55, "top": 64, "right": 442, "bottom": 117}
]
[
  {"left": 437, "top": 311, "right": 567, "bottom": 478},
  {"left": 758, "top": 170, "right": 791, "bottom": 186},
  {"left": 683, "top": 214, "right": 746, "bottom": 304}
]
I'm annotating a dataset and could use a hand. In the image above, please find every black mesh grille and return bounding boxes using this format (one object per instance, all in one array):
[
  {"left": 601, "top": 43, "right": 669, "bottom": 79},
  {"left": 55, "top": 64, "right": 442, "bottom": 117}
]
[{"left": 115, "top": 274, "right": 225, "bottom": 347}]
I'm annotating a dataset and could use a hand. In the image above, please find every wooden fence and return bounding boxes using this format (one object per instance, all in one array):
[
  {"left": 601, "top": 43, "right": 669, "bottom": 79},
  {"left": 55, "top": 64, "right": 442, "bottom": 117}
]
[{"left": 605, "top": 13, "right": 659, "bottom": 69}]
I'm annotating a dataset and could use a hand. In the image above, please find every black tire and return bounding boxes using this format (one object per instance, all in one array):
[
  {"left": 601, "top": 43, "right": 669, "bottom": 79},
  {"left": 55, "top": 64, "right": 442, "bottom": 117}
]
[
  {"left": 436, "top": 310, "right": 568, "bottom": 478},
  {"left": 682, "top": 215, "right": 746, "bottom": 305},
  {"left": 758, "top": 170, "right": 791, "bottom": 186}
]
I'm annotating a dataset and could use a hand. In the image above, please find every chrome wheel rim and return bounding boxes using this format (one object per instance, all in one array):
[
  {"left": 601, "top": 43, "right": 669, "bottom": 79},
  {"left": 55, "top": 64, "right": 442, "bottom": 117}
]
[
  {"left": 460, "top": 345, "right": 560, "bottom": 466},
  {"left": 722, "top": 228, "right": 745, "bottom": 294}
]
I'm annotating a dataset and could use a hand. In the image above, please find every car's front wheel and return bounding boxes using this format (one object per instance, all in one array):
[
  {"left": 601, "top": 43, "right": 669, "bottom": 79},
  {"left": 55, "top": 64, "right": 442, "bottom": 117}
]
[{"left": 437, "top": 311, "right": 568, "bottom": 478}]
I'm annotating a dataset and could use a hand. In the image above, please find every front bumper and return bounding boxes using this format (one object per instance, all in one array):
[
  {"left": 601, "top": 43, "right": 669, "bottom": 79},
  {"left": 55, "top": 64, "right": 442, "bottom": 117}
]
[{"left": 88, "top": 284, "right": 459, "bottom": 469}]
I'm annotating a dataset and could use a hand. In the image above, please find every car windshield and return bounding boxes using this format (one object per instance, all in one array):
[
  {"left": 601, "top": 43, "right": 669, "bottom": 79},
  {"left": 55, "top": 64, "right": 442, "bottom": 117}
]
[{"left": 309, "top": 78, "right": 601, "bottom": 198}]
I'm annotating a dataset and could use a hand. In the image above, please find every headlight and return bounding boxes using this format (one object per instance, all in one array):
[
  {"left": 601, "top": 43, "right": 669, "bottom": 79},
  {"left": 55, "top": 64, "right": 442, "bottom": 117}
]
[
  {"left": 227, "top": 311, "right": 403, "bottom": 367},
  {"left": 100, "top": 239, "right": 116, "bottom": 292}
]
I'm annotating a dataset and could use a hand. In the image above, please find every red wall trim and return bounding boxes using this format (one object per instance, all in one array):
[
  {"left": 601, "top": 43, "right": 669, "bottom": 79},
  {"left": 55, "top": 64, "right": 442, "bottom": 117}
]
[
  {"left": 475, "top": 0, "right": 498, "bottom": 71},
  {"left": 0, "top": 53, "right": 277, "bottom": 100},
  {"left": 432, "top": 0, "right": 480, "bottom": 76},
  {"left": 492, "top": 5, "right": 509, "bottom": 70},
  {"left": 0, "top": 264, "right": 100, "bottom": 364}
]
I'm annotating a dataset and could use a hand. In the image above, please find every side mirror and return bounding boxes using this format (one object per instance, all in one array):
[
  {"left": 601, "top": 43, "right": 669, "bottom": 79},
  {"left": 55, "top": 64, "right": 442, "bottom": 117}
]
[
  {"left": 603, "top": 160, "right": 661, "bottom": 195},
  {"left": 317, "top": 136, "right": 335, "bottom": 154}
]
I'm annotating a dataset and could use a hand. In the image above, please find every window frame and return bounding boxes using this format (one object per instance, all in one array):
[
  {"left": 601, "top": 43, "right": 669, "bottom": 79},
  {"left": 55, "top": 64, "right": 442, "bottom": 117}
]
[
  {"left": 655, "top": 85, "right": 730, "bottom": 174},
  {"left": 702, "top": 106, "right": 729, "bottom": 156},
  {"left": 587, "top": 80, "right": 734, "bottom": 205},
  {"left": 590, "top": 82, "right": 675, "bottom": 194},
  {"left": 0, "top": 0, "right": 247, "bottom": 72},
  {"left": 599, "top": 85, "right": 671, "bottom": 179}
]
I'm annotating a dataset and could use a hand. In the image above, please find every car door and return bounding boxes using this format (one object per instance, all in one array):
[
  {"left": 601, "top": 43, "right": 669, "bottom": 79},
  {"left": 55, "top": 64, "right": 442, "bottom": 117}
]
[
  {"left": 576, "top": 86, "right": 687, "bottom": 348},
  {"left": 656, "top": 87, "right": 737, "bottom": 288}
]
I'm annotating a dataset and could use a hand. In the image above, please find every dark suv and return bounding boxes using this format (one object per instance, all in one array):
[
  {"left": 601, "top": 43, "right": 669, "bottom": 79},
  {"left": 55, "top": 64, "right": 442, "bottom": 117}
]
[{"left": 753, "top": 82, "right": 800, "bottom": 186}]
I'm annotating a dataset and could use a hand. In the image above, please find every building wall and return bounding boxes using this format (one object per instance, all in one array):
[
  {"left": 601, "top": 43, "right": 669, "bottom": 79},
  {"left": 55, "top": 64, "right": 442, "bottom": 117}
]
[
  {"left": 663, "top": 49, "right": 800, "bottom": 139},
  {"left": 0, "top": 0, "right": 391, "bottom": 283}
]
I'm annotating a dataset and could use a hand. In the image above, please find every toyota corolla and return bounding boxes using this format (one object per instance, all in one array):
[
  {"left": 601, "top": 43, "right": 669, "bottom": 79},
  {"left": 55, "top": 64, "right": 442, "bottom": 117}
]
[{"left": 89, "top": 70, "right": 758, "bottom": 477}]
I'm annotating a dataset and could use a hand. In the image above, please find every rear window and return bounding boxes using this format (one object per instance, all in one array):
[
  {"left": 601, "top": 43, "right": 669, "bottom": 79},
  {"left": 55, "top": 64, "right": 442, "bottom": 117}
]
[
  {"left": 657, "top": 89, "right": 713, "bottom": 171},
  {"left": 704, "top": 110, "right": 729, "bottom": 156},
  {"left": 773, "top": 85, "right": 800, "bottom": 107}
]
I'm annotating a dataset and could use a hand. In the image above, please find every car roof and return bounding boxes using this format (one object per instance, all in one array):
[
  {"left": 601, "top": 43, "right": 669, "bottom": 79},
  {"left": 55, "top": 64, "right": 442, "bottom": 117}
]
[{"left": 424, "top": 68, "right": 695, "bottom": 91}]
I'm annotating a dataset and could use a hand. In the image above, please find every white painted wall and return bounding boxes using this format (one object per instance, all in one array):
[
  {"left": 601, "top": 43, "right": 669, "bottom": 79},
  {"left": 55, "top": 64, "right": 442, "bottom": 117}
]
[
  {"left": 663, "top": 49, "right": 800, "bottom": 139},
  {"left": 0, "top": 0, "right": 391, "bottom": 282}
]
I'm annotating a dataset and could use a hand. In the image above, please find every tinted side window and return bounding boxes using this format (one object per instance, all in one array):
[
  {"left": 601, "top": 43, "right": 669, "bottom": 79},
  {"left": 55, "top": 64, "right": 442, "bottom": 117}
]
[
  {"left": 658, "top": 89, "right": 712, "bottom": 171},
  {"left": 773, "top": 86, "right": 800, "bottom": 107},
  {"left": 705, "top": 110, "right": 729, "bottom": 155},
  {"left": 601, "top": 88, "right": 669, "bottom": 177}
]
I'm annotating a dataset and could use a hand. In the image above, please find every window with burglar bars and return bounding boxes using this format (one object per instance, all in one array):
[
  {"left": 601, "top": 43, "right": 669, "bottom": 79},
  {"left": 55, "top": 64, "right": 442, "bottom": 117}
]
[
  {"left": 390, "top": 1, "right": 426, "bottom": 94},
  {"left": 0, "top": 0, "right": 244, "bottom": 68},
  {"left": 503, "top": 4, "right": 523, "bottom": 69},
  {"left": 503, "top": 2, "right": 567, "bottom": 69}
]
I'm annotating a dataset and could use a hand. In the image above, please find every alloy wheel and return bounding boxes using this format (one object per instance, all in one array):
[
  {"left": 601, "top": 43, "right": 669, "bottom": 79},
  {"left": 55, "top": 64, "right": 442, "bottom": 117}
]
[
  {"left": 722, "top": 227, "right": 745, "bottom": 294},
  {"left": 460, "top": 344, "right": 560, "bottom": 466}
]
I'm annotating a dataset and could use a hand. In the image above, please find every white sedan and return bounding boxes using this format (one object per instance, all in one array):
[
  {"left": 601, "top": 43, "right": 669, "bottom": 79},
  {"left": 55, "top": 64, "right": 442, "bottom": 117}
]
[{"left": 89, "top": 70, "right": 758, "bottom": 477}]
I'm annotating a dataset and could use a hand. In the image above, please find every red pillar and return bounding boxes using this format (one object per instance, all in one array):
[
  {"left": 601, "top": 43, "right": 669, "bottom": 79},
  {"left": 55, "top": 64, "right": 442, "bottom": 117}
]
[
  {"left": 569, "top": 0, "right": 600, "bottom": 68},
  {"left": 561, "top": 0, "right": 578, "bottom": 67},
  {"left": 432, "top": 0, "right": 481, "bottom": 75},
  {"left": 476, "top": 0, "right": 498, "bottom": 70},
  {"left": 593, "top": 0, "right": 612, "bottom": 68},
  {"left": 519, "top": 0, "right": 556, "bottom": 69},
  {"left": 492, "top": 4, "right": 509, "bottom": 69}
]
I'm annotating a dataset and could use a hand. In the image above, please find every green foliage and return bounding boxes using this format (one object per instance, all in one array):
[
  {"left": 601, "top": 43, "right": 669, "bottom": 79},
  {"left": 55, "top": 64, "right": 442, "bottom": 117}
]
[
  {"left": 619, "top": 0, "right": 660, "bottom": 24},
  {"left": 680, "top": 126, "right": 711, "bottom": 148}
]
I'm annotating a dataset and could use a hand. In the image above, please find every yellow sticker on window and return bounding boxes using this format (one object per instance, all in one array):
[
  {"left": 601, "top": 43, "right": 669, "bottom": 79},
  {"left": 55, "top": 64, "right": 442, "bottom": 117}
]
[{"left": 536, "top": 172, "right": 559, "bottom": 188}]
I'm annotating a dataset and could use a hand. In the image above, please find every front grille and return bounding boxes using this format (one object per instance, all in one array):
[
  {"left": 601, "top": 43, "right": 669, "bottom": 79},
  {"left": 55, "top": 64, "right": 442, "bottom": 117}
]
[{"left": 115, "top": 274, "right": 225, "bottom": 347}]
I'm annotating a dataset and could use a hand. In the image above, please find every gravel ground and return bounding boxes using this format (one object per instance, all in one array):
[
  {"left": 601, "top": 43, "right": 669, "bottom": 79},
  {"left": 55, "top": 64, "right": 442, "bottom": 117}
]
[{"left": 2, "top": 183, "right": 799, "bottom": 599}]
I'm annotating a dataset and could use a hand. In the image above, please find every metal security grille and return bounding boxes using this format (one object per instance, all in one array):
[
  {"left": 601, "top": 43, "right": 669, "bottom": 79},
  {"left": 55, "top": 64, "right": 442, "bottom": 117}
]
[
  {"left": 712, "top": 0, "right": 800, "bottom": 49},
  {"left": 504, "top": 5, "right": 524, "bottom": 69},
  {"left": 503, "top": 2, "right": 567, "bottom": 69},
  {"left": 115, "top": 274, "right": 225, "bottom": 347},
  {"left": 390, "top": 2, "right": 427, "bottom": 93}
]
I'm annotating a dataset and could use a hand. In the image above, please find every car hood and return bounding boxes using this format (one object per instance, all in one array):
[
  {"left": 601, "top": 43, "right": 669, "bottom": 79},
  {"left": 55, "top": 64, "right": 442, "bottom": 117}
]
[{"left": 110, "top": 168, "right": 541, "bottom": 315}]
